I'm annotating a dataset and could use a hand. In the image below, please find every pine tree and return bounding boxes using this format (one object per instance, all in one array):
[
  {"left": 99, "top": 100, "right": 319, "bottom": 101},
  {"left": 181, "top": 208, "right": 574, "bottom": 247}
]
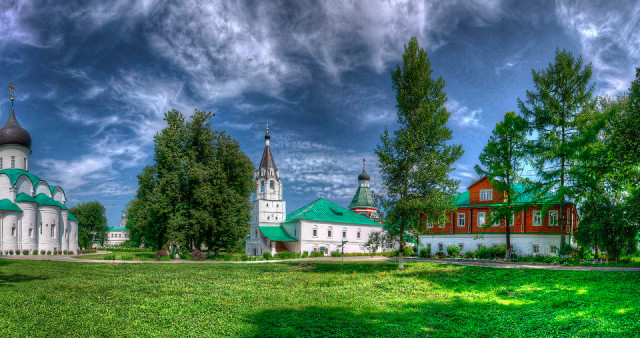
[{"left": 377, "top": 37, "right": 463, "bottom": 269}]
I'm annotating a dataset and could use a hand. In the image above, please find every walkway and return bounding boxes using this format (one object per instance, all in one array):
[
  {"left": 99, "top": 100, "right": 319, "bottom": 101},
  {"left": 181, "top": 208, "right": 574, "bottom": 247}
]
[{"left": 2, "top": 254, "right": 639, "bottom": 271}]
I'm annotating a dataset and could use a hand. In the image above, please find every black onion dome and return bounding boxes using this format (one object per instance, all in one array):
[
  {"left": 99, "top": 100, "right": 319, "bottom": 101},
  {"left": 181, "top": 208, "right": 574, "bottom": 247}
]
[
  {"left": 358, "top": 169, "right": 370, "bottom": 181},
  {"left": 0, "top": 111, "right": 31, "bottom": 149}
]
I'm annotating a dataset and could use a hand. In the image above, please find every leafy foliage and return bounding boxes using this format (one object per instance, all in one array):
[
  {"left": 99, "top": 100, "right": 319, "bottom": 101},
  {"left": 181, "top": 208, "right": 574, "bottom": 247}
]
[
  {"left": 70, "top": 201, "right": 108, "bottom": 249},
  {"left": 377, "top": 37, "right": 463, "bottom": 269}
]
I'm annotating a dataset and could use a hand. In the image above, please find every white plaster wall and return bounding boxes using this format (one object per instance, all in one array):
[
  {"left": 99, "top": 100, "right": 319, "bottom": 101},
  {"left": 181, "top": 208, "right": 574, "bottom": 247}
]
[
  {"left": 419, "top": 234, "right": 569, "bottom": 256},
  {"left": 59, "top": 211, "right": 67, "bottom": 252},
  {"left": 1, "top": 212, "right": 19, "bottom": 253},
  {"left": 257, "top": 199, "right": 286, "bottom": 224},
  {"left": 17, "top": 202, "right": 37, "bottom": 252},
  {"left": 68, "top": 220, "right": 79, "bottom": 253},
  {"left": 0, "top": 145, "right": 30, "bottom": 170},
  {"left": 52, "top": 188, "right": 66, "bottom": 204},
  {"left": 0, "top": 175, "right": 12, "bottom": 200},
  {"left": 298, "top": 220, "right": 384, "bottom": 254},
  {"left": 37, "top": 206, "right": 60, "bottom": 252},
  {"left": 35, "top": 181, "right": 51, "bottom": 196},
  {"left": 15, "top": 175, "right": 33, "bottom": 196}
]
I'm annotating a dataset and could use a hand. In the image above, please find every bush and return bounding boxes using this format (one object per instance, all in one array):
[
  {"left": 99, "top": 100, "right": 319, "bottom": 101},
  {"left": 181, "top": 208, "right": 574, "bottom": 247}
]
[
  {"left": 383, "top": 250, "right": 398, "bottom": 258},
  {"left": 40, "top": 250, "right": 46, "bottom": 255},
  {"left": 420, "top": 248, "right": 431, "bottom": 258},
  {"left": 263, "top": 252, "right": 272, "bottom": 260},
  {"left": 275, "top": 251, "right": 301, "bottom": 260},
  {"left": 463, "top": 251, "right": 475, "bottom": 259},
  {"left": 403, "top": 246, "right": 414, "bottom": 257},
  {"left": 191, "top": 249, "right": 206, "bottom": 261},
  {"left": 301, "top": 251, "right": 309, "bottom": 258},
  {"left": 446, "top": 245, "right": 461, "bottom": 257},
  {"left": 434, "top": 251, "right": 445, "bottom": 258},
  {"left": 475, "top": 245, "right": 506, "bottom": 259},
  {"left": 104, "top": 254, "right": 116, "bottom": 260},
  {"left": 9, "top": 250, "right": 14, "bottom": 255},
  {"left": 310, "top": 251, "right": 324, "bottom": 258},
  {"left": 155, "top": 250, "right": 169, "bottom": 260},
  {"left": 119, "top": 253, "right": 134, "bottom": 261},
  {"left": 578, "top": 247, "right": 594, "bottom": 261},
  {"left": 330, "top": 250, "right": 341, "bottom": 257},
  {"left": 22, "top": 250, "right": 29, "bottom": 256}
]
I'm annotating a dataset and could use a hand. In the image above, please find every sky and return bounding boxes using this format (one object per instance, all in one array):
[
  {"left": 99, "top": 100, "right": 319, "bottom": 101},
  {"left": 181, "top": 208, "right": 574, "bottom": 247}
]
[{"left": 1, "top": 1, "right": 639, "bottom": 226}]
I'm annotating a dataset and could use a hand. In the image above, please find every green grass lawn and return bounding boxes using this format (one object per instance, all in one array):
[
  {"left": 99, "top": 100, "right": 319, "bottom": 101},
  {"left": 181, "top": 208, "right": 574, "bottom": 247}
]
[
  {"left": 72, "top": 252, "right": 157, "bottom": 261},
  {"left": 0, "top": 259, "right": 638, "bottom": 337}
]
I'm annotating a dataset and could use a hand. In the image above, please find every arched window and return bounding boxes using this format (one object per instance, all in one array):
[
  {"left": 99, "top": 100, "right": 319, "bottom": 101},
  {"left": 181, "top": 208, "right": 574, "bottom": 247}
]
[
  {"left": 327, "top": 227, "right": 333, "bottom": 238},
  {"left": 260, "top": 181, "right": 265, "bottom": 193},
  {"left": 51, "top": 223, "right": 56, "bottom": 238},
  {"left": 357, "top": 229, "right": 361, "bottom": 239},
  {"left": 261, "top": 168, "right": 266, "bottom": 176},
  {"left": 270, "top": 168, "right": 274, "bottom": 176},
  {"left": 269, "top": 181, "right": 274, "bottom": 190},
  {"left": 342, "top": 228, "right": 347, "bottom": 238},
  {"left": 312, "top": 225, "right": 318, "bottom": 238}
]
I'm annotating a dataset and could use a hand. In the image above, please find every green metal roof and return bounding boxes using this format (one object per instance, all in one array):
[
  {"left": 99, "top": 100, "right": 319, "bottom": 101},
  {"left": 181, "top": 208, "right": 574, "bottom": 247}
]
[
  {"left": 35, "top": 193, "right": 61, "bottom": 207},
  {"left": 0, "top": 169, "right": 43, "bottom": 188},
  {"left": 107, "top": 226, "right": 128, "bottom": 232},
  {"left": 286, "top": 198, "right": 382, "bottom": 226},
  {"left": 259, "top": 226, "right": 297, "bottom": 242},
  {"left": 15, "top": 192, "right": 36, "bottom": 203},
  {"left": 348, "top": 185, "right": 376, "bottom": 209},
  {"left": 56, "top": 201, "right": 69, "bottom": 210},
  {"left": 68, "top": 213, "right": 78, "bottom": 221},
  {"left": 0, "top": 199, "right": 23, "bottom": 212}
]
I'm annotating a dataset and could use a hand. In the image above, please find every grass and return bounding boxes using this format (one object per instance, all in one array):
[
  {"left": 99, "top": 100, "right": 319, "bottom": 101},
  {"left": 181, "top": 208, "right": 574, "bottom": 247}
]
[
  {"left": 72, "top": 252, "right": 156, "bottom": 261},
  {"left": 0, "top": 259, "right": 638, "bottom": 336}
]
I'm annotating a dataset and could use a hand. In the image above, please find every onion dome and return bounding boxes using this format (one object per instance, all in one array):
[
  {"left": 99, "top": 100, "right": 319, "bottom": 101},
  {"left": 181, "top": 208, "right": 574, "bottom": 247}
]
[
  {"left": 358, "top": 169, "right": 370, "bottom": 181},
  {"left": 0, "top": 110, "right": 31, "bottom": 149}
]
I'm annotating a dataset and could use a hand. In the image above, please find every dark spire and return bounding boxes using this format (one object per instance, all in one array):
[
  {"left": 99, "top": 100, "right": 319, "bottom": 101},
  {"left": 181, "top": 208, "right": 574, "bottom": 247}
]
[
  {"left": 258, "top": 123, "right": 278, "bottom": 181},
  {"left": 358, "top": 158, "right": 370, "bottom": 181},
  {"left": 0, "top": 82, "right": 31, "bottom": 149}
]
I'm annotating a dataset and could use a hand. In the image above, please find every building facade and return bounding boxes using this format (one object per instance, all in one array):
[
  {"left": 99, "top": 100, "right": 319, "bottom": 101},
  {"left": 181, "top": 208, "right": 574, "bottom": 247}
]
[
  {"left": 419, "top": 176, "right": 578, "bottom": 256},
  {"left": 0, "top": 85, "right": 79, "bottom": 255},
  {"left": 105, "top": 214, "right": 130, "bottom": 246},
  {"left": 245, "top": 127, "right": 386, "bottom": 256}
]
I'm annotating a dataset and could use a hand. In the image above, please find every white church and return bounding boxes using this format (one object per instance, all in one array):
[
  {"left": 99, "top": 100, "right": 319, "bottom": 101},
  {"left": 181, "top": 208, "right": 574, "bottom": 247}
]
[
  {"left": 245, "top": 126, "right": 387, "bottom": 256},
  {"left": 0, "top": 82, "right": 79, "bottom": 255}
]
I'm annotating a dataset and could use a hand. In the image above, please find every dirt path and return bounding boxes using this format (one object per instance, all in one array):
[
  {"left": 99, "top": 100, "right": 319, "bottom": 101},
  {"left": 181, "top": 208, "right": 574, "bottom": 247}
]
[{"left": 1, "top": 254, "right": 639, "bottom": 271}]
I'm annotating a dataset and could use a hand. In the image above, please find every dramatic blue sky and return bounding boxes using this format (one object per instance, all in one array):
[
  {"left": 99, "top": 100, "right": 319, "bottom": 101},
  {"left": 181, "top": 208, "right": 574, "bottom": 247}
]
[{"left": 1, "top": 1, "right": 639, "bottom": 226}]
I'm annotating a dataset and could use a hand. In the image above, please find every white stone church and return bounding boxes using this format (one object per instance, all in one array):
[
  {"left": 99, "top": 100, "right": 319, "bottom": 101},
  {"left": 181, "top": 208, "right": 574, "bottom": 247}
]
[
  {"left": 245, "top": 127, "right": 387, "bottom": 256},
  {"left": 0, "top": 83, "right": 79, "bottom": 255}
]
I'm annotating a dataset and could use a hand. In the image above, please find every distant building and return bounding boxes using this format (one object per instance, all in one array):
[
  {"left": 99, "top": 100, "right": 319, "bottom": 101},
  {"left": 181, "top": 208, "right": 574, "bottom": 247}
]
[
  {"left": 245, "top": 126, "right": 389, "bottom": 256},
  {"left": 419, "top": 176, "right": 578, "bottom": 256},
  {"left": 105, "top": 213, "right": 129, "bottom": 246}
]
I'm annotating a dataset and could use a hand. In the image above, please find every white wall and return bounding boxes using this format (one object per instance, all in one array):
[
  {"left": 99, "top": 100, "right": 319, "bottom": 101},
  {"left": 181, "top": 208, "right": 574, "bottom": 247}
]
[
  {"left": 298, "top": 220, "right": 384, "bottom": 254},
  {"left": 0, "top": 145, "right": 29, "bottom": 170},
  {"left": 35, "top": 181, "right": 51, "bottom": 196},
  {"left": 16, "top": 175, "right": 33, "bottom": 196},
  {"left": 419, "top": 233, "right": 570, "bottom": 256}
]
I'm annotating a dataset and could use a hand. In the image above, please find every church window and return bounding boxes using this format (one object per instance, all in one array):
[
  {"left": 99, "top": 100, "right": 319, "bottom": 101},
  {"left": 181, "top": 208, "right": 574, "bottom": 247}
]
[
  {"left": 51, "top": 224, "right": 56, "bottom": 238},
  {"left": 276, "top": 204, "right": 279, "bottom": 208},
  {"left": 266, "top": 203, "right": 269, "bottom": 207},
  {"left": 11, "top": 156, "right": 15, "bottom": 168},
  {"left": 312, "top": 226, "right": 318, "bottom": 238},
  {"left": 342, "top": 229, "right": 347, "bottom": 238},
  {"left": 24, "top": 158, "right": 26, "bottom": 169},
  {"left": 11, "top": 224, "right": 16, "bottom": 237},
  {"left": 29, "top": 228, "right": 33, "bottom": 237},
  {"left": 0, "top": 158, "right": 3, "bottom": 169},
  {"left": 327, "top": 227, "right": 333, "bottom": 238},
  {"left": 270, "top": 168, "right": 274, "bottom": 176},
  {"left": 357, "top": 229, "right": 361, "bottom": 239},
  {"left": 269, "top": 181, "right": 274, "bottom": 190},
  {"left": 275, "top": 216, "right": 278, "bottom": 220},
  {"left": 260, "top": 181, "right": 265, "bottom": 193},
  {"left": 261, "top": 169, "right": 266, "bottom": 176},
  {"left": 40, "top": 224, "right": 43, "bottom": 235}
]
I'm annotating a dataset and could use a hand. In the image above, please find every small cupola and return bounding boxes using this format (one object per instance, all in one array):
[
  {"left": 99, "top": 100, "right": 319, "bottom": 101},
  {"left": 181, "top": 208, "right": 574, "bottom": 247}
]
[{"left": 0, "top": 82, "right": 31, "bottom": 150}]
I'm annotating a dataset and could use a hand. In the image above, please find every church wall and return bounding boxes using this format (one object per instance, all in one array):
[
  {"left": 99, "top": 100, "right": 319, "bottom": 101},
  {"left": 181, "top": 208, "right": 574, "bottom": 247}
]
[
  {"left": 256, "top": 199, "right": 286, "bottom": 224},
  {"left": 52, "top": 188, "right": 66, "bottom": 203},
  {"left": 0, "top": 175, "right": 12, "bottom": 200},
  {"left": 35, "top": 181, "right": 51, "bottom": 196},
  {"left": 60, "top": 210, "right": 68, "bottom": 252},
  {"left": 16, "top": 175, "right": 33, "bottom": 195},
  {"left": 68, "top": 220, "right": 79, "bottom": 253},
  {"left": 298, "top": 220, "right": 384, "bottom": 254},
  {"left": 1, "top": 212, "right": 20, "bottom": 253},
  {"left": 37, "top": 206, "right": 61, "bottom": 252},
  {"left": 17, "top": 202, "right": 37, "bottom": 252},
  {"left": 0, "top": 145, "right": 30, "bottom": 170}
]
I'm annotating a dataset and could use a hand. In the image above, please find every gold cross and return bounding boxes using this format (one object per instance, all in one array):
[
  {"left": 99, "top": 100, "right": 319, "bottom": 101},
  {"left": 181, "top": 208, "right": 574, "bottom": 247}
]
[
  {"left": 363, "top": 158, "right": 366, "bottom": 170},
  {"left": 8, "top": 82, "right": 15, "bottom": 102},
  {"left": 266, "top": 121, "right": 269, "bottom": 132}
]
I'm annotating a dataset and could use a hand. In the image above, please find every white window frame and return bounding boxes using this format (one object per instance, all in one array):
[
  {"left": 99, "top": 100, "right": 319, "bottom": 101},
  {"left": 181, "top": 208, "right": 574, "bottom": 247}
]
[
  {"left": 492, "top": 213, "right": 500, "bottom": 227},
  {"left": 312, "top": 226, "right": 318, "bottom": 238},
  {"left": 480, "top": 189, "right": 493, "bottom": 201},
  {"left": 457, "top": 213, "right": 466, "bottom": 227},
  {"left": 550, "top": 245, "right": 557, "bottom": 254},
  {"left": 342, "top": 229, "right": 347, "bottom": 238},
  {"left": 438, "top": 243, "right": 443, "bottom": 252},
  {"left": 458, "top": 243, "right": 464, "bottom": 251},
  {"left": 532, "top": 244, "right": 540, "bottom": 254},
  {"left": 549, "top": 210, "right": 559, "bottom": 227},
  {"left": 477, "top": 212, "right": 486, "bottom": 227},
  {"left": 532, "top": 210, "right": 542, "bottom": 226},
  {"left": 426, "top": 219, "right": 433, "bottom": 229},
  {"left": 327, "top": 227, "right": 333, "bottom": 238}
]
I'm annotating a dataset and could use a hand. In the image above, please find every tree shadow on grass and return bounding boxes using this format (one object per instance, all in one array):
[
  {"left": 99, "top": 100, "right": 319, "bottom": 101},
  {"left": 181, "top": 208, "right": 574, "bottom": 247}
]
[{"left": 0, "top": 258, "right": 48, "bottom": 287}]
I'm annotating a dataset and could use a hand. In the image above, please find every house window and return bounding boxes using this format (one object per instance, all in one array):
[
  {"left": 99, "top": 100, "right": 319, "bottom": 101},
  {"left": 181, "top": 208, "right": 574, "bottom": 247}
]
[
  {"left": 532, "top": 244, "right": 540, "bottom": 254},
  {"left": 438, "top": 243, "right": 443, "bottom": 252},
  {"left": 477, "top": 212, "right": 486, "bottom": 227},
  {"left": 478, "top": 244, "right": 485, "bottom": 250},
  {"left": 509, "top": 214, "right": 515, "bottom": 227},
  {"left": 480, "top": 189, "right": 493, "bottom": 201},
  {"left": 438, "top": 221, "right": 445, "bottom": 228},
  {"left": 426, "top": 219, "right": 433, "bottom": 228},
  {"left": 459, "top": 243, "right": 464, "bottom": 251},
  {"left": 29, "top": 228, "right": 33, "bottom": 237},
  {"left": 11, "top": 156, "right": 15, "bottom": 168},
  {"left": 357, "top": 230, "right": 361, "bottom": 239},
  {"left": 312, "top": 226, "right": 318, "bottom": 238},
  {"left": 11, "top": 224, "right": 16, "bottom": 237},
  {"left": 457, "top": 213, "right": 466, "bottom": 227},
  {"left": 342, "top": 230, "right": 347, "bottom": 238},
  {"left": 426, "top": 243, "right": 431, "bottom": 251},
  {"left": 327, "top": 227, "right": 333, "bottom": 238},
  {"left": 550, "top": 245, "right": 557, "bottom": 254},
  {"left": 549, "top": 210, "right": 559, "bottom": 226},
  {"left": 532, "top": 211, "right": 542, "bottom": 226},
  {"left": 493, "top": 214, "right": 500, "bottom": 227}
]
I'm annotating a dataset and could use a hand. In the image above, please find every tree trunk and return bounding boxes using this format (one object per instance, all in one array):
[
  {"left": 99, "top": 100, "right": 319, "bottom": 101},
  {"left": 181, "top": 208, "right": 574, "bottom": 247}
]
[
  {"left": 594, "top": 236, "right": 599, "bottom": 259},
  {"left": 560, "top": 122, "right": 566, "bottom": 248},
  {"left": 506, "top": 218, "right": 511, "bottom": 259},
  {"left": 399, "top": 223, "right": 405, "bottom": 270},
  {"left": 215, "top": 247, "right": 220, "bottom": 257}
]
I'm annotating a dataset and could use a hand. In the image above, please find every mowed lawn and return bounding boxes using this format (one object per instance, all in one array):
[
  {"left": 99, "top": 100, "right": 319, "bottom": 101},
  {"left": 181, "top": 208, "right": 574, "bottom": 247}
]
[{"left": 0, "top": 259, "right": 638, "bottom": 337}]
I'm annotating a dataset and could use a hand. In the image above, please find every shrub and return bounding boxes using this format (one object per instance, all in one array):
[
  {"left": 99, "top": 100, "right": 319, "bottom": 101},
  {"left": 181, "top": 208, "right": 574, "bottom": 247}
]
[
  {"left": 463, "top": 251, "right": 475, "bottom": 259},
  {"left": 330, "top": 250, "right": 341, "bottom": 257},
  {"left": 119, "top": 253, "right": 134, "bottom": 261},
  {"left": 310, "top": 251, "right": 324, "bottom": 258},
  {"left": 263, "top": 252, "right": 272, "bottom": 260},
  {"left": 301, "top": 251, "right": 309, "bottom": 258},
  {"left": 420, "top": 248, "right": 431, "bottom": 258},
  {"left": 104, "top": 254, "right": 116, "bottom": 260},
  {"left": 434, "top": 251, "right": 445, "bottom": 258},
  {"left": 9, "top": 250, "right": 14, "bottom": 255},
  {"left": 446, "top": 245, "right": 461, "bottom": 257},
  {"left": 275, "top": 251, "right": 301, "bottom": 260},
  {"left": 40, "top": 250, "right": 46, "bottom": 255},
  {"left": 155, "top": 250, "right": 169, "bottom": 260},
  {"left": 383, "top": 250, "right": 398, "bottom": 258},
  {"left": 475, "top": 245, "right": 506, "bottom": 259},
  {"left": 22, "top": 250, "right": 29, "bottom": 256},
  {"left": 403, "top": 246, "right": 414, "bottom": 257},
  {"left": 191, "top": 249, "right": 206, "bottom": 261}
]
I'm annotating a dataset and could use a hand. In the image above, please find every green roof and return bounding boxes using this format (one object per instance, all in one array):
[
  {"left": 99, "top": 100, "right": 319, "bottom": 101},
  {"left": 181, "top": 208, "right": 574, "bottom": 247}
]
[
  {"left": 0, "top": 199, "right": 22, "bottom": 212},
  {"left": 15, "top": 192, "right": 36, "bottom": 203},
  {"left": 108, "top": 226, "right": 128, "bottom": 232},
  {"left": 348, "top": 185, "right": 376, "bottom": 209},
  {"left": 35, "top": 193, "right": 61, "bottom": 207},
  {"left": 56, "top": 201, "right": 69, "bottom": 210},
  {"left": 259, "top": 226, "right": 297, "bottom": 242},
  {"left": 0, "top": 169, "right": 43, "bottom": 188},
  {"left": 285, "top": 198, "right": 382, "bottom": 226},
  {"left": 68, "top": 213, "right": 78, "bottom": 221}
]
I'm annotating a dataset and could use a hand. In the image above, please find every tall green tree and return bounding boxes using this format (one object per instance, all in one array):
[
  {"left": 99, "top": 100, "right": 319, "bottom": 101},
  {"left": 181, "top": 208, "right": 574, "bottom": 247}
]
[
  {"left": 518, "top": 49, "right": 595, "bottom": 247},
  {"left": 475, "top": 111, "right": 529, "bottom": 259},
  {"left": 70, "top": 201, "right": 108, "bottom": 249},
  {"left": 377, "top": 37, "right": 463, "bottom": 269}
]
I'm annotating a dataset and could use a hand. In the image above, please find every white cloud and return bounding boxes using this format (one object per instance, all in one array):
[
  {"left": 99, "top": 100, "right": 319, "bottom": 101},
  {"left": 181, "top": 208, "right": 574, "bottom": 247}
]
[
  {"left": 446, "top": 100, "right": 482, "bottom": 127},
  {"left": 556, "top": 2, "right": 640, "bottom": 96}
]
